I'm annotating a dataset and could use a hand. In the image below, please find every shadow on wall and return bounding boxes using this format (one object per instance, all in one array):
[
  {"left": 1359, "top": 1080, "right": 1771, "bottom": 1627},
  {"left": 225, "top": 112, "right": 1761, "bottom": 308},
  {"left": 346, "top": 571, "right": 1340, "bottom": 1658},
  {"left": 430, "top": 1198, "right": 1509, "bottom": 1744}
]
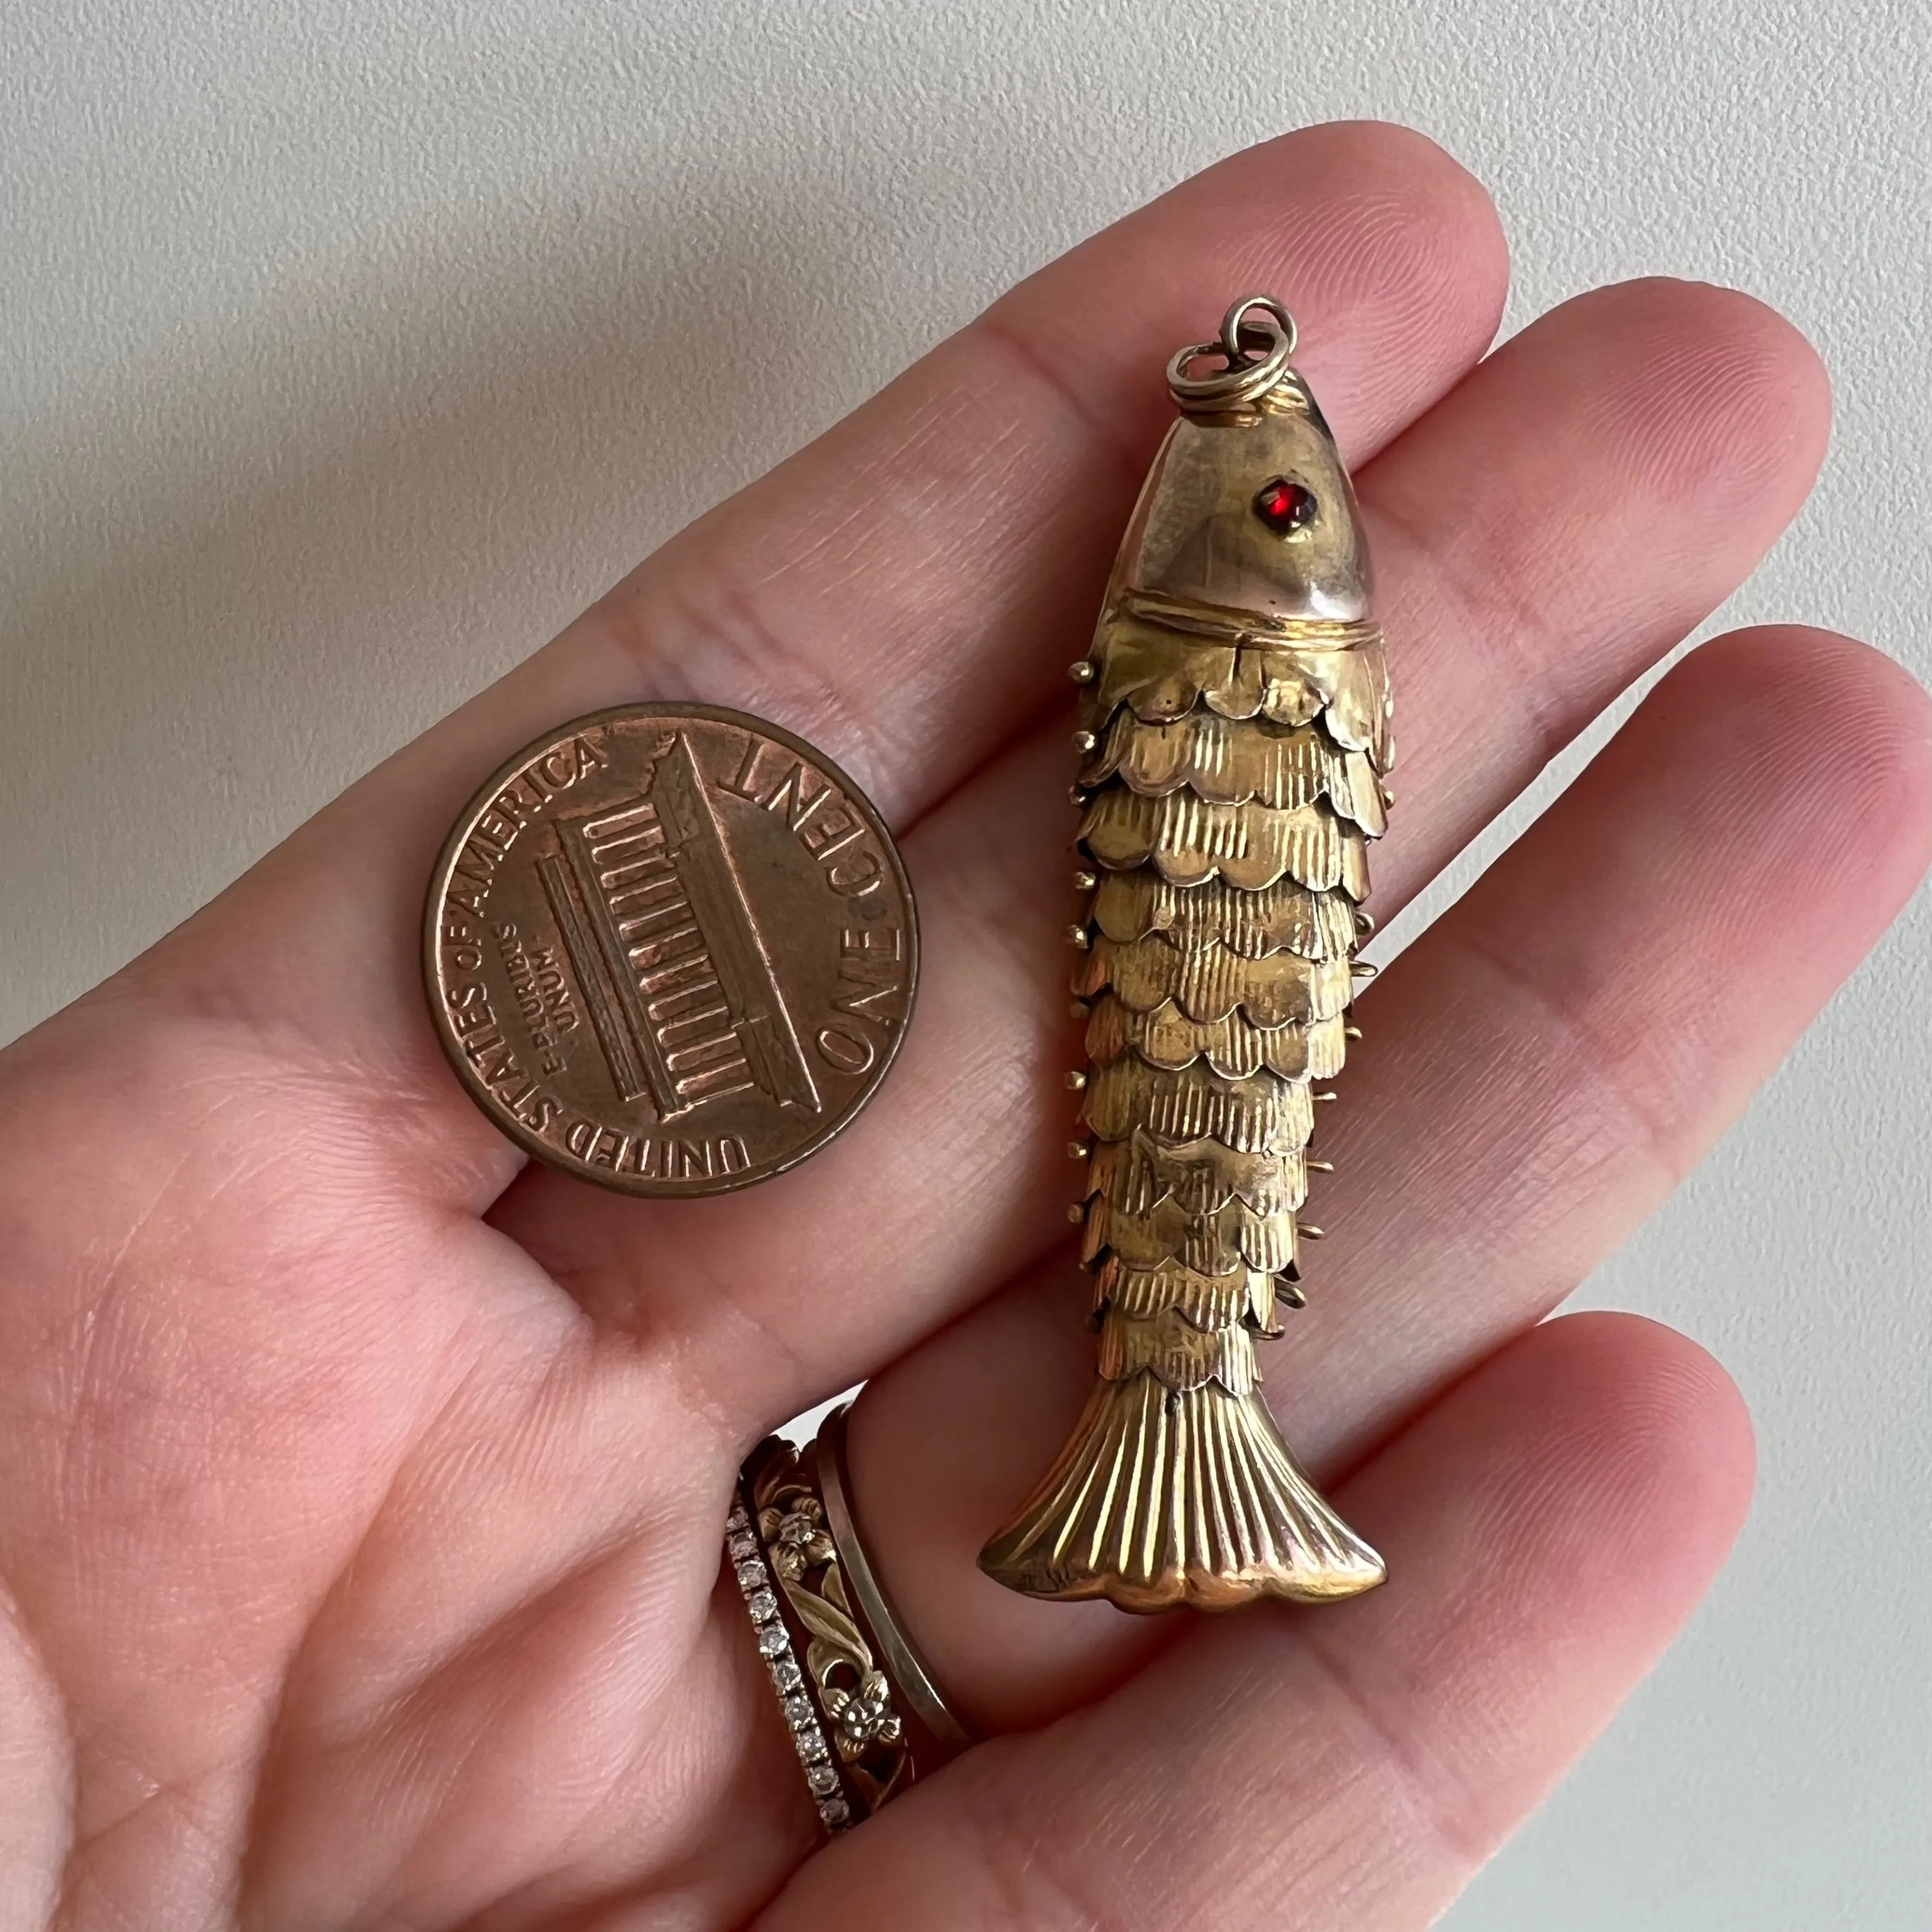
[{"left": 0, "top": 162, "right": 913, "bottom": 1043}]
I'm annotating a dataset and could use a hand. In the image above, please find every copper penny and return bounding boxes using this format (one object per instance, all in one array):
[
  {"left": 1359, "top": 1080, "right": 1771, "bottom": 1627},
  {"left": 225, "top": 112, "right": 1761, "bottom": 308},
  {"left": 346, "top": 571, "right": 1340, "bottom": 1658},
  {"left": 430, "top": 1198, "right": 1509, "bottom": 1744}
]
[{"left": 424, "top": 703, "right": 918, "bottom": 1195}]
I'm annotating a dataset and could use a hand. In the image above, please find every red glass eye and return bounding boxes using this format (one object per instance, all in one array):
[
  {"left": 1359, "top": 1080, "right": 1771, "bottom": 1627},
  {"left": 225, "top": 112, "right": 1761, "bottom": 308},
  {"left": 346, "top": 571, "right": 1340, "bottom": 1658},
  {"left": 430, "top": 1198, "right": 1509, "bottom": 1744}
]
[{"left": 1253, "top": 477, "right": 1316, "bottom": 533}]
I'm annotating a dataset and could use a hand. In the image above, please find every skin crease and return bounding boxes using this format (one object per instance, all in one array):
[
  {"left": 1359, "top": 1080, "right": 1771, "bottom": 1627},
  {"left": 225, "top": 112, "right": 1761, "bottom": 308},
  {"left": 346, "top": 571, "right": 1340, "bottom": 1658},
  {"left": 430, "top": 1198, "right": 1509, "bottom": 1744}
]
[{"left": 0, "top": 119, "right": 1925, "bottom": 1932}]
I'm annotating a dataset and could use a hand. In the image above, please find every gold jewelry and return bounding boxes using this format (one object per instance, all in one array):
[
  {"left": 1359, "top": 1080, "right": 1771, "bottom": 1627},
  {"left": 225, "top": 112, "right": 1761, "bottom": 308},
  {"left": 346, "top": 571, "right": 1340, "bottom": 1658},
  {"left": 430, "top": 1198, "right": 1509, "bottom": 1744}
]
[
  {"left": 814, "top": 1405, "right": 973, "bottom": 1764},
  {"left": 727, "top": 1406, "right": 972, "bottom": 1834},
  {"left": 980, "top": 294, "right": 1392, "bottom": 1613},
  {"left": 724, "top": 1491, "right": 855, "bottom": 1832}
]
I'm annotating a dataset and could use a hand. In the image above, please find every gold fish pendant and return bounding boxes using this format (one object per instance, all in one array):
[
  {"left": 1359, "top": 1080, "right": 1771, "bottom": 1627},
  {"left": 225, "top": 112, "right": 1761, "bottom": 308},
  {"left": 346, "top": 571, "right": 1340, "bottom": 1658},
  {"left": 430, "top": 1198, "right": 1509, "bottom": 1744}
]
[{"left": 980, "top": 297, "right": 1392, "bottom": 1614}]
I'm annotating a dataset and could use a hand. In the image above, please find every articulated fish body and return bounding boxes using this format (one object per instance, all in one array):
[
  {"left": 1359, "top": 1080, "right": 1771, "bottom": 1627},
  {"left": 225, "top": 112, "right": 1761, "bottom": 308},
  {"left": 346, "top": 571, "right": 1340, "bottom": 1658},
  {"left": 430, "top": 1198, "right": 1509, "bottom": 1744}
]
[{"left": 981, "top": 301, "right": 1391, "bottom": 1612}]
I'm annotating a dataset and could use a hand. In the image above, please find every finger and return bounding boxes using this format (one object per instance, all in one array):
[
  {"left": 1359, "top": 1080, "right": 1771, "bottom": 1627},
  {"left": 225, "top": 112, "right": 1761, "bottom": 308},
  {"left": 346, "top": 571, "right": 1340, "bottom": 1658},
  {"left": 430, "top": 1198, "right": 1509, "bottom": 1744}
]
[
  {"left": 119, "top": 121, "right": 1506, "bottom": 1186},
  {"left": 500, "top": 278, "right": 1833, "bottom": 1418},
  {"left": 1362, "top": 273, "right": 1833, "bottom": 902},
  {"left": 763, "top": 1313, "right": 1753, "bottom": 1932},
  {"left": 843, "top": 626, "right": 1932, "bottom": 1727}
]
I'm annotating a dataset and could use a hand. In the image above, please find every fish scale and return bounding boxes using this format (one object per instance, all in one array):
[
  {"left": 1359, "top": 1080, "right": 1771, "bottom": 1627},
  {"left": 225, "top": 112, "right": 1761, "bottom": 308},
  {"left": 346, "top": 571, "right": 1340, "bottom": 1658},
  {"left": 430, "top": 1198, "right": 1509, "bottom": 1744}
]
[
  {"left": 982, "top": 301, "right": 1394, "bottom": 1612},
  {"left": 1090, "top": 869, "right": 1359, "bottom": 958}
]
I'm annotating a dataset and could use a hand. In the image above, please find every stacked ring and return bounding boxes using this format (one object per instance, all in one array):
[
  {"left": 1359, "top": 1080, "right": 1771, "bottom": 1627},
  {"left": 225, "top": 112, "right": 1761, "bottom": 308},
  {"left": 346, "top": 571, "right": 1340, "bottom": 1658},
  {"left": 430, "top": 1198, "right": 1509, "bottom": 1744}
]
[{"left": 725, "top": 1402, "right": 972, "bottom": 1833}]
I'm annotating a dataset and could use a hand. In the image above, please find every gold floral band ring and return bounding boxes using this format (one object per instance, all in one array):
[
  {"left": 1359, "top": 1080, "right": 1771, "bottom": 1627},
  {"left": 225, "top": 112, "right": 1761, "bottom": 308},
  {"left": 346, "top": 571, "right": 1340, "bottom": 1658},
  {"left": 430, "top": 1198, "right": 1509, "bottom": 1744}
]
[{"left": 726, "top": 1403, "right": 973, "bottom": 1834}]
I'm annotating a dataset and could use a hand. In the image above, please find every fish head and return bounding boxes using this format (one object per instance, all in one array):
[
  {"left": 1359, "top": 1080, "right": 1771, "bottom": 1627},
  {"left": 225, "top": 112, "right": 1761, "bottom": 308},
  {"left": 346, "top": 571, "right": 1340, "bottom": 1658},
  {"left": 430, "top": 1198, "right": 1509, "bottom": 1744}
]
[{"left": 1117, "top": 377, "right": 1371, "bottom": 625}]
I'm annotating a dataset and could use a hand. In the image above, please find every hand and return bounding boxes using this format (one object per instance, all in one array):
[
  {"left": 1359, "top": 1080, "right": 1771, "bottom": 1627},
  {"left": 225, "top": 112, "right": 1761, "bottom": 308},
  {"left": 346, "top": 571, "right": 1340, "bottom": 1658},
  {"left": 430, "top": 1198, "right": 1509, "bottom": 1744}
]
[{"left": 2, "top": 121, "right": 1926, "bottom": 1931}]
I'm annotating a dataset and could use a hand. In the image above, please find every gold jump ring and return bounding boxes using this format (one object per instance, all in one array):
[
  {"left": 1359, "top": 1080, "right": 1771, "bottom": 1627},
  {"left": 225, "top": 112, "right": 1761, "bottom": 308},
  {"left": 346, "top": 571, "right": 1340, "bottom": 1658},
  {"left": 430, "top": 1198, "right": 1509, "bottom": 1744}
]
[{"left": 1165, "top": 293, "right": 1299, "bottom": 409}]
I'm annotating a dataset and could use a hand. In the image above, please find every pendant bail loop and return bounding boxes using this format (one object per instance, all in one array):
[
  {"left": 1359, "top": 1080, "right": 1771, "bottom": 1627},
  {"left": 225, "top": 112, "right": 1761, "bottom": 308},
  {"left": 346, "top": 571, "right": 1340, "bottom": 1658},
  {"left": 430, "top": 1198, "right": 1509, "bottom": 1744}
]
[{"left": 1165, "top": 292, "right": 1300, "bottom": 411}]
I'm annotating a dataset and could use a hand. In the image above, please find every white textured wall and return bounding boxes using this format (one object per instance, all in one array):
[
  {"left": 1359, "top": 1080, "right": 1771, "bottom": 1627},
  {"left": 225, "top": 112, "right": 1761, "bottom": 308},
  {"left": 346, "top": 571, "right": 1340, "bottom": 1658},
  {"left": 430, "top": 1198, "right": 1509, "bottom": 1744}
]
[{"left": 4, "top": 3, "right": 1928, "bottom": 1924}]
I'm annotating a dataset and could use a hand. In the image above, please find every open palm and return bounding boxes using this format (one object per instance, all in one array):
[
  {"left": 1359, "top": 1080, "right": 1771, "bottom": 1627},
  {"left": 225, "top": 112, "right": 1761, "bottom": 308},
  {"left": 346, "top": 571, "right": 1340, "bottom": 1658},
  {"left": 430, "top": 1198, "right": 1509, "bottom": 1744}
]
[{"left": 3, "top": 122, "right": 1926, "bottom": 1931}]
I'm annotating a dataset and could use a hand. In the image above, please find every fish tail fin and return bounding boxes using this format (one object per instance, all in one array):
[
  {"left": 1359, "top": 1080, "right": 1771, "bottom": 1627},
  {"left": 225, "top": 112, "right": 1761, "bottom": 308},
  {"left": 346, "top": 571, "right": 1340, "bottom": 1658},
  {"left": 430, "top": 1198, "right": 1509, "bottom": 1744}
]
[{"left": 978, "top": 1363, "right": 1385, "bottom": 1613}]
